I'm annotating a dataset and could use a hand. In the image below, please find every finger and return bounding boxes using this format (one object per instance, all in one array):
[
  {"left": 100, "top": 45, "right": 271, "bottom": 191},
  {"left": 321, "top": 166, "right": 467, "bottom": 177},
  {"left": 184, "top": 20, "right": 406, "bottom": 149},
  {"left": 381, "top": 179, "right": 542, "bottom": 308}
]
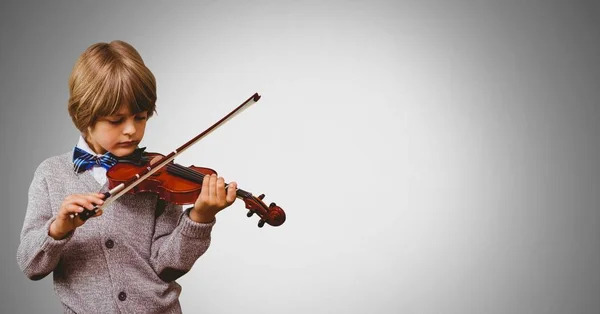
[
  {"left": 74, "top": 199, "right": 96, "bottom": 211},
  {"left": 70, "top": 204, "right": 86, "bottom": 213},
  {"left": 225, "top": 181, "right": 237, "bottom": 204},
  {"left": 72, "top": 195, "right": 102, "bottom": 210},
  {"left": 150, "top": 155, "right": 162, "bottom": 166},
  {"left": 83, "top": 194, "right": 105, "bottom": 206},
  {"left": 67, "top": 196, "right": 88, "bottom": 210},
  {"left": 216, "top": 177, "right": 226, "bottom": 201},
  {"left": 63, "top": 205, "right": 85, "bottom": 219},
  {"left": 62, "top": 203, "right": 84, "bottom": 215},
  {"left": 200, "top": 173, "right": 210, "bottom": 198},
  {"left": 208, "top": 174, "right": 217, "bottom": 199}
]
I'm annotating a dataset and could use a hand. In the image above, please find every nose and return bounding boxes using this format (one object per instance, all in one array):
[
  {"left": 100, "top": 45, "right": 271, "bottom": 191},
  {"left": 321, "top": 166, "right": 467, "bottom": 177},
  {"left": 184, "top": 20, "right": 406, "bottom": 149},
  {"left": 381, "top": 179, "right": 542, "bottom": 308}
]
[{"left": 122, "top": 118, "right": 136, "bottom": 135}]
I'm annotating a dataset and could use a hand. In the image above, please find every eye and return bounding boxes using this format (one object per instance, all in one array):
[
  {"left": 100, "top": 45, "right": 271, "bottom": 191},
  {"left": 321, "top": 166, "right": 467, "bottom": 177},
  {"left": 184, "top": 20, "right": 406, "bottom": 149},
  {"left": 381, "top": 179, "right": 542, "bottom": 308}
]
[
  {"left": 108, "top": 118, "right": 123, "bottom": 124},
  {"left": 135, "top": 115, "right": 147, "bottom": 121}
]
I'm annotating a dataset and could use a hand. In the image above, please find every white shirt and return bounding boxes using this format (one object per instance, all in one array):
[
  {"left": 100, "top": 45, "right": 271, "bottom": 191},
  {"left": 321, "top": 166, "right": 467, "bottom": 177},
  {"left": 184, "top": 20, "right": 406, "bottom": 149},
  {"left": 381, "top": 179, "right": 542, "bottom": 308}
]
[{"left": 76, "top": 135, "right": 108, "bottom": 186}]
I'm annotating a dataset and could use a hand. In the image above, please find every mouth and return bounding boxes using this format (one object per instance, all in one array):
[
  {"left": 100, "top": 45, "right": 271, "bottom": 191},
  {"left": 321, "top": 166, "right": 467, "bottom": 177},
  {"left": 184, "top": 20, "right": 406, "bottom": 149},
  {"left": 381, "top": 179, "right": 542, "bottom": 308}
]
[{"left": 117, "top": 141, "right": 138, "bottom": 147}]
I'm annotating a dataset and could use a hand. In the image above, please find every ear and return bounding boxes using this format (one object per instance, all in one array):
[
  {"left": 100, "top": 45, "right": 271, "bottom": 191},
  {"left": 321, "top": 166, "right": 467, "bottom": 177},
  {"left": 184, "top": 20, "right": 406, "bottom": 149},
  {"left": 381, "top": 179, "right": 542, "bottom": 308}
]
[{"left": 83, "top": 126, "right": 93, "bottom": 141}]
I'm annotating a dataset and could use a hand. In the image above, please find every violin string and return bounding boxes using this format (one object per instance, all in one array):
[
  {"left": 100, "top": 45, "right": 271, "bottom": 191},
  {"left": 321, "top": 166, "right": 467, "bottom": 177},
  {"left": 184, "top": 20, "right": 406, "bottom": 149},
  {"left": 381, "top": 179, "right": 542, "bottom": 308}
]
[
  {"left": 143, "top": 157, "right": 204, "bottom": 182},
  {"left": 165, "top": 162, "right": 252, "bottom": 198},
  {"left": 166, "top": 164, "right": 204, "bottom": 182},
  {"left": 167, "top": 163, "right": 206, "bottom": 181},
  {"left": 146, "top": 158, "right": 217, "bottom": 187}
]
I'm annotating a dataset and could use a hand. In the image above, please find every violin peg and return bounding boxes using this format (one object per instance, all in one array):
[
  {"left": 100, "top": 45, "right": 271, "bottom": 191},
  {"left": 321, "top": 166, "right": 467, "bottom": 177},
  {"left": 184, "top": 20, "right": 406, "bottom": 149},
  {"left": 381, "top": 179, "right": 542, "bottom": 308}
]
[
  {"left": 258, "top": 194, "right": 265, "bottom": 200},
  {"left": 247, "top": 210, "right": 254, "bottom": 217},
  {"left": 269, "top": 202, "right": 276, "bottom": 208},
  {"left": 258, "top": 219, "right": 265, "bottom": 228}
]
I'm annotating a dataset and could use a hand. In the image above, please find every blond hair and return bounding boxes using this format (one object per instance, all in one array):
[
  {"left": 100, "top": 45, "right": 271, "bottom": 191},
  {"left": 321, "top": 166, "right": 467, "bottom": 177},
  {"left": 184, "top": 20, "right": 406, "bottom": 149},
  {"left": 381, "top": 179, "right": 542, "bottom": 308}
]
[{"left": 68, "top": 40, "right": 157, "bottom": 134}]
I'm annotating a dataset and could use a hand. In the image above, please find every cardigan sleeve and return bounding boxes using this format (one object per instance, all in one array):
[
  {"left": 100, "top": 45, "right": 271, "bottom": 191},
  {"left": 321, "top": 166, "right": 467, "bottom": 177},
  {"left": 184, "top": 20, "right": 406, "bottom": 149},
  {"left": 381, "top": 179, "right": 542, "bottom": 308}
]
[
  {"left": 17, "top": 162, "right": 75, "bottom": 280},
  {"left": 149, "top": 200, "right": 215, "bottom": 282}
]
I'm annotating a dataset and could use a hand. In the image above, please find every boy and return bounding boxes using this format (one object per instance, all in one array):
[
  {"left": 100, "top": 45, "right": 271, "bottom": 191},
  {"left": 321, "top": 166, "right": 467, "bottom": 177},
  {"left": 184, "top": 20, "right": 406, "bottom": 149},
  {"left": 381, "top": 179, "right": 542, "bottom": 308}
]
[{"left": 16, "top": 40, "right": 236, "bottom": 313}]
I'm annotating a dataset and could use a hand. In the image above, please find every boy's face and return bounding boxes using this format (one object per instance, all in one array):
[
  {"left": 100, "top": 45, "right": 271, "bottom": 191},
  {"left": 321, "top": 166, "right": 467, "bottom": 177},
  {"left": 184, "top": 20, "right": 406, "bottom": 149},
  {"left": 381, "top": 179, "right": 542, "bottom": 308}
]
[{"left": 85, "top": 105, "right": 148, "bottom": 157}]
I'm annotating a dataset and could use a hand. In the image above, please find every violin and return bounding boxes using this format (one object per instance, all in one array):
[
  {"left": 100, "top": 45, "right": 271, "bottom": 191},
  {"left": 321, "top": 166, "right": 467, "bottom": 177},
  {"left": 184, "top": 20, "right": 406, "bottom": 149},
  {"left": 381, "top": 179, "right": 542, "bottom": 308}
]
[
  {"left": 107, "top": 151, "right": 286, "bottom": 228},
  {"left": 75, "top": 93, "right": 286, "bottom": 228}
]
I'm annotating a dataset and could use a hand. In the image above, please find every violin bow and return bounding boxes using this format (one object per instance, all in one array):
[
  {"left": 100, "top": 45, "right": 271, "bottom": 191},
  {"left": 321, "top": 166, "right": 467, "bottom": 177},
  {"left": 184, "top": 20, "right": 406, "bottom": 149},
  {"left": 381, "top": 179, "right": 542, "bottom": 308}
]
[{"left": 76, "top": 93, "right": 260, "bottom": 220}]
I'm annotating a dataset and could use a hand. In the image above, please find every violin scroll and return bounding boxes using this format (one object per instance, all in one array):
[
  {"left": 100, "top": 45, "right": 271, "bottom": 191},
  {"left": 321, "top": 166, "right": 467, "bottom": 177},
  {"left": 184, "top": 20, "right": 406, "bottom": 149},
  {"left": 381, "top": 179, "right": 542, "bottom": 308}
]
[{"left": 243, "top": 193, "right": 286, "bottom": 228}]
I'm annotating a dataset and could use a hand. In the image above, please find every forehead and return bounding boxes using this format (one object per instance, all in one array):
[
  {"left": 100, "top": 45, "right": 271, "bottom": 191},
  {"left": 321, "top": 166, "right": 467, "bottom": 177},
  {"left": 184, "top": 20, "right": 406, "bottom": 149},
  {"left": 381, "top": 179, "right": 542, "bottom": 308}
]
[{"left": 109, "top": 105, "right": 142, "bottom": 117}]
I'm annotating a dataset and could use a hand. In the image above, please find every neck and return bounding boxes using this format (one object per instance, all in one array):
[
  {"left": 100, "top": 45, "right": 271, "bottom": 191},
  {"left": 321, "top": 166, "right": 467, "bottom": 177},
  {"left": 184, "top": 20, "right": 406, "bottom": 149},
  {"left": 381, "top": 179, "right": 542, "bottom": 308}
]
[{"left": 83, "top": 134, "right": 107, "bottom": 155}]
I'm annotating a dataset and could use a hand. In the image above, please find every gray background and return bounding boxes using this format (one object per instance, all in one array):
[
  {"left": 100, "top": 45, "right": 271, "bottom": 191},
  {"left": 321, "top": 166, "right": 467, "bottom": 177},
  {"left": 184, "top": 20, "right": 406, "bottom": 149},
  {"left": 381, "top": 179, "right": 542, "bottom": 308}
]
[{"left": 1, "top": 0, "right": 599, "bottom": 313}]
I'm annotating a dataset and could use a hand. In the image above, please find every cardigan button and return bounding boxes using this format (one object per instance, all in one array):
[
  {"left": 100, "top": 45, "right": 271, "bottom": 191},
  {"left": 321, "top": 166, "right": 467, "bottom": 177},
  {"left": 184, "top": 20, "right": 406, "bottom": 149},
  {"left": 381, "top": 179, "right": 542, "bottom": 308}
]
[
  {"left": 105, "top": 239, "right": 114, "bottom": 249},
  {"left": 118, "top": 291, "right": 127, "bottom": 301}
]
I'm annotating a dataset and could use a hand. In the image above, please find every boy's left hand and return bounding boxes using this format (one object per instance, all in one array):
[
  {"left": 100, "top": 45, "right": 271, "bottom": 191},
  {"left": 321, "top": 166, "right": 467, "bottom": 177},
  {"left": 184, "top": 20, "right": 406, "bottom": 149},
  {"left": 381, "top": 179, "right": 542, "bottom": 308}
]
[{"left": 190, "top": 174, "right": 237, "bottom": 223}]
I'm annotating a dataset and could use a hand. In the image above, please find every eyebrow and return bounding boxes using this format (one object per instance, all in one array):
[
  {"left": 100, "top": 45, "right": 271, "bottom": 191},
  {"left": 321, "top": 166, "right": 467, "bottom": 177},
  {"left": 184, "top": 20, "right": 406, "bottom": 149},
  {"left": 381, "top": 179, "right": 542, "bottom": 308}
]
[{"left": 109, "top": 112, "right": 147, "bottom": 117}]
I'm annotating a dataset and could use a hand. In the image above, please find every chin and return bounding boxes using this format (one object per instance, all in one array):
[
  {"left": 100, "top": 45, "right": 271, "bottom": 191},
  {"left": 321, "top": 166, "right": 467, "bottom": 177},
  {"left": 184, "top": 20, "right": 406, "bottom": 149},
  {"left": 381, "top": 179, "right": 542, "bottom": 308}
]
[{"left": 111, "top": 147, "right": 136, "bottom": 157}]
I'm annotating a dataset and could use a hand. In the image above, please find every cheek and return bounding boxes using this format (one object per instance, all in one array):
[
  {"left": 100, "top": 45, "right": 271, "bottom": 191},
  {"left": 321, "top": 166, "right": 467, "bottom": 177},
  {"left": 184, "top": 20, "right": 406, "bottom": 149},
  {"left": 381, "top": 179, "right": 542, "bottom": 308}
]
[
  {"left": 138, "top": 121, "right": 147, "bottom": 134},
  {"left": 97, "top": 126, "right": 121, "bottom": 144}
]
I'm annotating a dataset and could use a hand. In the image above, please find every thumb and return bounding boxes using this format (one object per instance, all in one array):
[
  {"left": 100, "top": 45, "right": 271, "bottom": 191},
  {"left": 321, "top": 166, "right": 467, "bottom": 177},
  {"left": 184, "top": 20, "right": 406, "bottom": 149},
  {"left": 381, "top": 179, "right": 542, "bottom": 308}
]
[{"left": 226, "top": 182, "right": 237, "bottom": 204}]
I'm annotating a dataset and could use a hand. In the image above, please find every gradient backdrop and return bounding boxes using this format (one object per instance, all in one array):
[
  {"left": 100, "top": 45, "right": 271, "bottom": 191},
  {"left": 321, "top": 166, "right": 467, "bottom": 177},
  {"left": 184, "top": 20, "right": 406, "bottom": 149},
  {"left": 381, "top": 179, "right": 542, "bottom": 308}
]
[{"left": 1, "top": 1, "right": 599, "bottom": 313}]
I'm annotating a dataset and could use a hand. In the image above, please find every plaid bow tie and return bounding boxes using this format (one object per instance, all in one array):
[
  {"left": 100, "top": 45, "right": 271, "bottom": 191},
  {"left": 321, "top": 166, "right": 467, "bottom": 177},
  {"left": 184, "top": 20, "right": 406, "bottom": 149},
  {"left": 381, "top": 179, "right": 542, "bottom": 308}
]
[{"left": 72, "top": 147, "right": 118, "bottom": 173}]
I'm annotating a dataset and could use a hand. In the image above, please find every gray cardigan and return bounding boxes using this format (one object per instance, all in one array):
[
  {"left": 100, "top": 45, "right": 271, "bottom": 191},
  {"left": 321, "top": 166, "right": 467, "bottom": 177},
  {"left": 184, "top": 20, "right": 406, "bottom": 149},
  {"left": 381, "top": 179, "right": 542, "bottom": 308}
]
[{"left": 17, "top": 151, "right": 216, "bottom": 313}]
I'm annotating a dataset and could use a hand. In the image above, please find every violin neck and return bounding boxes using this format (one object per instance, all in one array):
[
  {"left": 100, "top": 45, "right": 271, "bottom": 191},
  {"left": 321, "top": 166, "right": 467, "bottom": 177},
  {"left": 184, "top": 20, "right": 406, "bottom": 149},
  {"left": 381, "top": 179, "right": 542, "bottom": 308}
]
[
  {"left": 166, "top": 163, "right": 253, "bottom": 199},
  {"left": 228, "top": 184, "right": 252, "bottom": 199}
]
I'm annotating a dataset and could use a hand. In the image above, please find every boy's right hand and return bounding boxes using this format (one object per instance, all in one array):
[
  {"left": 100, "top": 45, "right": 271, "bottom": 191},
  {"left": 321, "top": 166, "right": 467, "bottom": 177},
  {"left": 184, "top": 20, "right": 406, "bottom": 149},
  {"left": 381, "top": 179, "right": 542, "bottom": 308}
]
[{"left": 49, "top": 193, "right": 106, "bottom": 240}]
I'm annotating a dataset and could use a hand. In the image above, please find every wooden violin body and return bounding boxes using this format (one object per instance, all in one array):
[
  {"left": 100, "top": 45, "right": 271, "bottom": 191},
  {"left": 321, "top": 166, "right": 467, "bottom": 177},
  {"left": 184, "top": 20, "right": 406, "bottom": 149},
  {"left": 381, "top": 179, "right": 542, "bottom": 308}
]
[{"left": 107, "top": 152, "right": 286, "bottom": 228}]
